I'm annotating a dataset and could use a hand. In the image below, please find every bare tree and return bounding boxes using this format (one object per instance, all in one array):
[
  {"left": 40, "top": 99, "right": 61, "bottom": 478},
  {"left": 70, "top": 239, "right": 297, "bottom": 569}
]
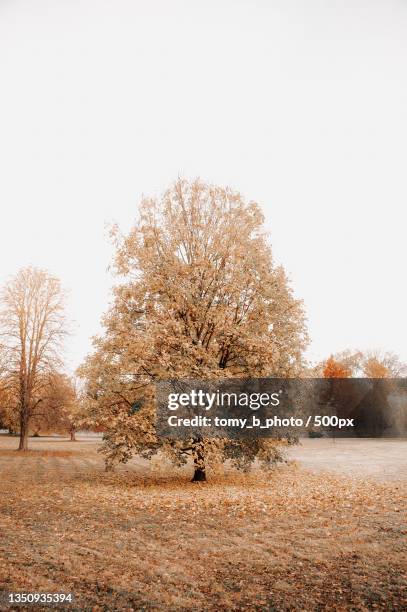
[{"left": 0, "top": 267, "right": 67, "bottom": 450}]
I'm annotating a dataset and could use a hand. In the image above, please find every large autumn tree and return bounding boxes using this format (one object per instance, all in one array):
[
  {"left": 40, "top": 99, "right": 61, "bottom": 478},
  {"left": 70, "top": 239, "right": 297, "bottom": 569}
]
[
  {"left": 79, "top": 179, "right": 308, "bottom": 479},
  {"left": 0, "top": 267, "right": 67, "bottom": 450}
]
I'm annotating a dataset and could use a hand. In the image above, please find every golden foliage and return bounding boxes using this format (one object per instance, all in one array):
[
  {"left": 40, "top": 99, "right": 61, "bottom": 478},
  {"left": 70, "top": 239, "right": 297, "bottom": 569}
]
[
  {"left": 322, "top": 356, "right": 352, "bottom": 378},
  {"left": 0, "top": 267, "right": 68, "bottom": 449},
  {"left": 78, "top": 178, "right": 308, "bottom": 474}
]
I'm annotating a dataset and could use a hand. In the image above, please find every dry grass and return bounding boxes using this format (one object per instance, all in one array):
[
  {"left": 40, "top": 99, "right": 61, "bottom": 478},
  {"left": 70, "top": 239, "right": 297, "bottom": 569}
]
[
  {"left": 0, "top": 450, "right": 76, "bottom": 458},
  {"left": 0, "top": 436, "right": 406, "bottom": 611}
]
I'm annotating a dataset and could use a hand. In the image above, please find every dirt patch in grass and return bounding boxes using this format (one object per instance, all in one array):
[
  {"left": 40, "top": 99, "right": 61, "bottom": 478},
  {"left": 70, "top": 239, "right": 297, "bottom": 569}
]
[{"left": 0, "top": 438, "right": 406, "bottom": 611}]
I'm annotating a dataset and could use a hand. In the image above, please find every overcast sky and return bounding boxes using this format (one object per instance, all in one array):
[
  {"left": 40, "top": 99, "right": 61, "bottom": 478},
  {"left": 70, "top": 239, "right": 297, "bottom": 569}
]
[{"left": 1, "top": 0, "right": 406, "bottom": 372}]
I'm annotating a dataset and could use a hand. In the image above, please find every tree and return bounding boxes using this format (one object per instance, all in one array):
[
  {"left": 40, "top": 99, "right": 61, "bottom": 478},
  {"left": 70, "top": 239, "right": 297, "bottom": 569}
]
[
  {"left": 362, "top": 350, "right": 407, "bottom": 378},
  {"left": 316, "top": 350, "right": 362, "bottom": 378},
  {"left": 322, "top": 356, "right": 351, "bottom": 378},
  {"left": 0, "top": 375, "right": 17, "bottom": 433},
  {"left": 316, "top": 349, "right": 407, "bottom": 379},
  {"left": 0, "top": 267, "right": 67, "bottom": 450},
  {"left": 0, "top": 353, "right": 15, "bottom": 432},
  {"left": 30, "top": 374, "right": 82, "bottom": 440},
  {"left": 79, "top": 178, "right": 308, "bottom": 480}
]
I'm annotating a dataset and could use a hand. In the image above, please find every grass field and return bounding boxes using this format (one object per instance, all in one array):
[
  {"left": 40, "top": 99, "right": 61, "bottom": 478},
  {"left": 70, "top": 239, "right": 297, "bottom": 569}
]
[{"left": 0, "top": 435, "right": 406, "bottom": 611}]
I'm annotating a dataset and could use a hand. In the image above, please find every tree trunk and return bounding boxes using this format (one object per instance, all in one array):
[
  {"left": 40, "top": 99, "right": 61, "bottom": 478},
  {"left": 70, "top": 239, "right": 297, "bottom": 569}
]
[
  {"left": 192, "top": 466, "right": 206, "bottom": 481},
  {"left": 18, "top": 414, "right": 29, "bottom": 451},
  {"left": 70, "top": 429, "right": 76, "bottom": 442},
  {"left": 191, "top": 438, "right": 206, "bottom": 482}
]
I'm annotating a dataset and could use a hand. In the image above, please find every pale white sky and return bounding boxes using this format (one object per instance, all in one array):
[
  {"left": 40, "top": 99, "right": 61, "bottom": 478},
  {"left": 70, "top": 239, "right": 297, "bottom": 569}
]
[{"left": 1, "top": 0, "right": 406, "bottom": 371}]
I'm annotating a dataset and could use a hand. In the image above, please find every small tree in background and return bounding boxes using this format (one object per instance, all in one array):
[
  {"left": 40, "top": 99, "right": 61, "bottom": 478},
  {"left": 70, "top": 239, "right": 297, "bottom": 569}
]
[
  {"left": 0, "top": 377, "right": 15, "bottom": 432},
  {"left": 323, "top": 355, "right": 351, "bottom": 378},
  {"left": 30, "top": 374, "right": 82, "bottom": 440},
  {"left": 362, "top": 350, "right": 407, "bottom": 378},
  {"left": 311, "top": 350, "right": 362, "bottom": 378},
  {"left": 79, "top": 178, "right": 308, "bottom": 480},
  {"left": 322, "top": 356, "right": 352, "bottom": 378},
  {"left": 0, "top": 267, "right": 68, "bottom": 450},
  {"left": 316, "top": 350, "right": 406, "bottom": 379}
]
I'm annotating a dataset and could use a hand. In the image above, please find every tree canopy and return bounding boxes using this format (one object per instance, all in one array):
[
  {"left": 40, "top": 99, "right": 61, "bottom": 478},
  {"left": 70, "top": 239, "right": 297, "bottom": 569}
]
[
  {"left": 0, "top": 267, "right": 68, "bottom": 449},
  {"left": 79, "top": 178, "right": 308, "bottom": 478}
]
